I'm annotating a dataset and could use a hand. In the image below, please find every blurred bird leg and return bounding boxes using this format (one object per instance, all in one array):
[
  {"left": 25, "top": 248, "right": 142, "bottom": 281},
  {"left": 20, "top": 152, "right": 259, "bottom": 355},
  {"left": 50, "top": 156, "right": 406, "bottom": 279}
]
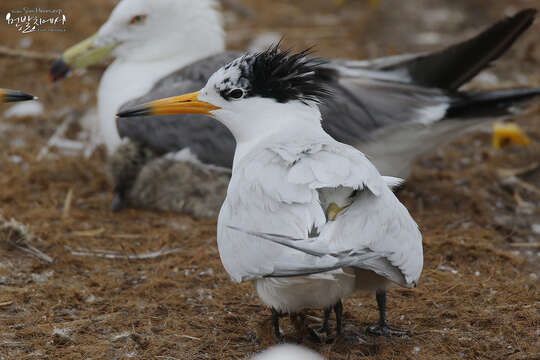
[{"left": 492, "top": 122, "right": 531, "bottom": 149}]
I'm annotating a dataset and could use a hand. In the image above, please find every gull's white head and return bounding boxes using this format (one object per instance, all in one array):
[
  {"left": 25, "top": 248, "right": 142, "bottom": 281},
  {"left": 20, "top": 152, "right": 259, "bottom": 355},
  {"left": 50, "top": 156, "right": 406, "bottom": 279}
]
[
  {"left": 117, "top": 45, "right": 334, "bottom": 143},
  {"left": 50, "top": 0, "right": 224, "bottom": 80},
  {"left": 96, "top": 0, "right": 223, "bottom": 61}
]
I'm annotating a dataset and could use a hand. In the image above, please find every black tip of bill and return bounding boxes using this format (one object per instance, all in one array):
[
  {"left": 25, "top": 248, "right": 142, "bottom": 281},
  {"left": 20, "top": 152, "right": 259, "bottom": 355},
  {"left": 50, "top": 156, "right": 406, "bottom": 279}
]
[
  {"left": 2, "top": 89, "right": 37, "bottom": 103},
  {"left": 48, "top": 57, "right": 71, "bottom": 82},
  {"left": 116, "top": 104, "right": 151, "bottom": 118}
]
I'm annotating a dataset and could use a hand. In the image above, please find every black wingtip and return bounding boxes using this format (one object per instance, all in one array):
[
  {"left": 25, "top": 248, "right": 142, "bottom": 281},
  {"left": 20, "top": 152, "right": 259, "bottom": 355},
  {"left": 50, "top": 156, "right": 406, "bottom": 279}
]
[
  {"left": 48, "top": 57, "right": 71, "bottom": 82},
  {"left": 515, "top": 8, "right": 537, "bottom": 20},
  {"left": 448, "top": 87, "right": 540, "bottom": 117},
  {"left": 116, "top": 104, "right": 152, "bottom": 118},
  {"left": 3, "top": 90, "right": 37, "bottom": 103},
  {"left": 390, "top": 8, "right": 538, "bottom": 91}
]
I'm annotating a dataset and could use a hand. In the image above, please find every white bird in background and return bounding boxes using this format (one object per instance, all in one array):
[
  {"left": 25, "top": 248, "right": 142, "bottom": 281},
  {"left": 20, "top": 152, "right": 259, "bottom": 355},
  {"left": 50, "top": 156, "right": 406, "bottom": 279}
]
[
  {"left": 51, "top": 3, "right": 539, "bottom": 217},
  {"left": 0, "top": 89, "right": 36, "bottom": 103},
  {"left": 117, "top": 46, "right": 423, "bottom": 340},
  {"left": 252, "top": 344, "right": 324, "bottom": 360},
  {"left": 49, "top": 0, "right": 225, "bottom": 153}
]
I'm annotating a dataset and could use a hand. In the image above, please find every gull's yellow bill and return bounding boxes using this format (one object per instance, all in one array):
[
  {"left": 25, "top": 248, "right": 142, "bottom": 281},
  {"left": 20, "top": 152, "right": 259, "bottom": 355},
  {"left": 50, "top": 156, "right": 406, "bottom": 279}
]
[
  {"left": 116, "top": 91, "right": 220, "bottom": 118},
  {"left": 49, "top": 34, "right": 116, "bottom": 82}
]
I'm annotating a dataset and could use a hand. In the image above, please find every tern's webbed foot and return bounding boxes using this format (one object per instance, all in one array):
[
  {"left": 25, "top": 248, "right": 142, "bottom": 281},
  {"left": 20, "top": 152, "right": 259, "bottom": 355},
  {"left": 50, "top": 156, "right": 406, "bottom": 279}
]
[
  {"left": 366, "top": 323, "right": 411, "bottom": 337},
  {"left": 367, "top": 290, "right": 411, "bottom": 337}
]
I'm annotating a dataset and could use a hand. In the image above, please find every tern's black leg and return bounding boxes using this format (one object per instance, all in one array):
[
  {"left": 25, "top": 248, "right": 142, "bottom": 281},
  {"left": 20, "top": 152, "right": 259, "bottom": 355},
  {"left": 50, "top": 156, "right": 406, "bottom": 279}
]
[
  {"left": 271, "top": 308, "right": 283, "bottom": 340},
  {"left": 334, "top": 300, "right": 343, "bottom": 335},
  {"left": 318, "top": 307, "right": 332, "bottom": 334},
  {"left": 366, "top": 290, "right": 411, "bottom": 337}
]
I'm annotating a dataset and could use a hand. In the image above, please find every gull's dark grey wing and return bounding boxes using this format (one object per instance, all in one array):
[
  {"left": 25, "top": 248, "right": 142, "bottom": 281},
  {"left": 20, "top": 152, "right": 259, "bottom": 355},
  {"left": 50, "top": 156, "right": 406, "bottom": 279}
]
[
  {"left": 318, "top": 8, "right": 540, "bottom": 177},
  {"left": 320, "top": 76, "right": 449, "bottom": 145},
  {"left": 116, "top": 51, "right": 240, "bottom": 167},
  {"left": 320, "top": 8, "right": 538, "bottom": 144},
  {"left": 328, "top": 9, "right": 536, "bottom": 91}
]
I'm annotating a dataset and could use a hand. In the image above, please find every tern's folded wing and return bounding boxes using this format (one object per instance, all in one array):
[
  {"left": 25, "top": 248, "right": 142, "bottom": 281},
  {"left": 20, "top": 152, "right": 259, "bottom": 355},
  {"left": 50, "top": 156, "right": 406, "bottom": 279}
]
[
  {"left": 219, "top": 138, "right": 421, "bottom": 285},
  {"left": 226, "top": 184, "right": 423, "bottom": 288}
]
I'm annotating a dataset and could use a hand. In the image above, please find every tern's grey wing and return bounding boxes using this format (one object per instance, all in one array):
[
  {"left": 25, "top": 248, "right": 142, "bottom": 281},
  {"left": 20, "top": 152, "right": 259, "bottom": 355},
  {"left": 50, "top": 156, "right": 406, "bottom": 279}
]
[{"left": 116, "top": 52, "right": 240, "bottom": 167}]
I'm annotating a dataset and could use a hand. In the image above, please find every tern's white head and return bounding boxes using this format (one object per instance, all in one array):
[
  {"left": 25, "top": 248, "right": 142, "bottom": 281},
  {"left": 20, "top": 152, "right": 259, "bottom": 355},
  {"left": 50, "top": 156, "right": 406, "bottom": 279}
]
[
  {"left": 117, "top": 45, "right": 335, "bottom": 144},
  {"left": 50, "top": 0, "right": 224, "bottom": 79}
]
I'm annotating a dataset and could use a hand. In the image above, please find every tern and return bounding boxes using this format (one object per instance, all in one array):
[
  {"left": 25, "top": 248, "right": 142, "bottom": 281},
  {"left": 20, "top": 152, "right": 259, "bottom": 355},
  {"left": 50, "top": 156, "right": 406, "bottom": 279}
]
[
  {"left": 0, "top": 89, "right": 36, "bottom": 103},
  {"left": 117, "top": 46, "right": 423, "bottom": 340}
]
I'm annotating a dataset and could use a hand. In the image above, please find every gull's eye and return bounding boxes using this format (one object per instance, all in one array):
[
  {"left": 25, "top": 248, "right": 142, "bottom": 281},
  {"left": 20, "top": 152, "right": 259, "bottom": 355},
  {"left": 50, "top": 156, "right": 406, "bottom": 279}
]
[
  {"left": 129, "top": 14, "right": 147, "bottom": 25},
  {"left": 228, "top": 89, "right": 244, "bottom": 100}
]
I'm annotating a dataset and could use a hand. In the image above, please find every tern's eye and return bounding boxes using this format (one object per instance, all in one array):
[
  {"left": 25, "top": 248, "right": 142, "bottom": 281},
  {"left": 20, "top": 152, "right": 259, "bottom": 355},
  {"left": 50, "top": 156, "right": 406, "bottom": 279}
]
[
  {"left": 129, "top": 14, "right": 147, "bottom": 25},
  {"left": 228, "top": 89, "right": 244, "bottom": 100}
]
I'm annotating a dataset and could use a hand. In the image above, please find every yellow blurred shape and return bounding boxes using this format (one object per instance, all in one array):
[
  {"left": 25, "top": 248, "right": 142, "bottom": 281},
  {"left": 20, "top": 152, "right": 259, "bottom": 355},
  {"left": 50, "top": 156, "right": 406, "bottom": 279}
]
[{"left": 492, "top": 122, "right": 531, "bottom": 149}]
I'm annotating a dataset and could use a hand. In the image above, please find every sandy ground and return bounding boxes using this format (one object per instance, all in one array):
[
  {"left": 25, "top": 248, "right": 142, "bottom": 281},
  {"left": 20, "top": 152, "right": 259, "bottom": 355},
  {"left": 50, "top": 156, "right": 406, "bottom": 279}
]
[{"left": 0, "top": 0, "right": 539, "bottom": 359}]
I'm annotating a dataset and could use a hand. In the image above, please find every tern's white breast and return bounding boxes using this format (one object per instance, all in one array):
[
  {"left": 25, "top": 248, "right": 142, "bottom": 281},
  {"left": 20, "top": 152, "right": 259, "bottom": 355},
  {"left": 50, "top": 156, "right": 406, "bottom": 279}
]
[{"left": 255, "top": 271, "right": 355, "bottom": 313}]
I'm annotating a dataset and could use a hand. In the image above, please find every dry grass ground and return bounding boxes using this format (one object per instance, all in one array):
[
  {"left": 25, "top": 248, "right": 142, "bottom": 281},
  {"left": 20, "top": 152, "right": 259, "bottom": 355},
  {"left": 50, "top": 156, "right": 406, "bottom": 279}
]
[{"left": 0, "top": 0, "right": 539, "bottom": 359}]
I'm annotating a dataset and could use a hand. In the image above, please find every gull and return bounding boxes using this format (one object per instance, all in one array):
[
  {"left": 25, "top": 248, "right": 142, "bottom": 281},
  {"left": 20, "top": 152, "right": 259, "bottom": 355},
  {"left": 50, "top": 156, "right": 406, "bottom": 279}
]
[
  {"left": 117, "top": 46, "right": 423, "bottom": 340},
  {"left": 49, "top": 0, "right": 225, "bottom": 154},
  {"left": 1, "top": 89, "right": 36, "bottom": 103},
  {"left": 50, "top": 5, "right": 539, "bottom": 217}
]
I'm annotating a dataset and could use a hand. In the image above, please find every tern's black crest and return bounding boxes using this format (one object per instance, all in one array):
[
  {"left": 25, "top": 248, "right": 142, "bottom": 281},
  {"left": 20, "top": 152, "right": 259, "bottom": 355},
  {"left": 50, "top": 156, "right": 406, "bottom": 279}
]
[{"left": 222, "top": 44, "right": 335, "bottom": 104}]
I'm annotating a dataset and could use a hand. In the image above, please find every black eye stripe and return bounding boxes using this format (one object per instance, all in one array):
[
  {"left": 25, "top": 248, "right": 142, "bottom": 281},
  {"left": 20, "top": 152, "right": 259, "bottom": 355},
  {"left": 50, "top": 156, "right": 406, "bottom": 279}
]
[{"left": 229, "top": 89, "right": 244, "bottom": 99}]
